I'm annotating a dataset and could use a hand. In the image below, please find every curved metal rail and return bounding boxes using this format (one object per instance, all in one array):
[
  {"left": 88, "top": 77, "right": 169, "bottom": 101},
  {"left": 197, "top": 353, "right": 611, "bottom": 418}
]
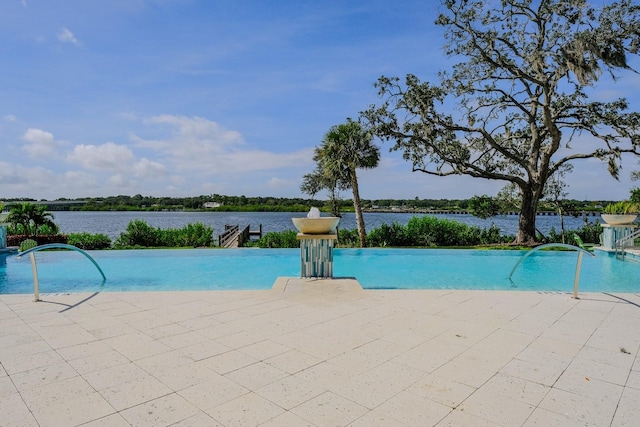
[
  {"left": 509, "top": 243, "right": 595, "bottom": 299},
  {"left": 17, "top": 243, "right": 106, "bottom": 301}
]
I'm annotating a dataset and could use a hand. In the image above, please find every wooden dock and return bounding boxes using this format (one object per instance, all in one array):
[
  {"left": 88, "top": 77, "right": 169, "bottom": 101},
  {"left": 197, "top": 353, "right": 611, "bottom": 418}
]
[{"left": 218, "top": 224, "right": 262, "bottom": 248}]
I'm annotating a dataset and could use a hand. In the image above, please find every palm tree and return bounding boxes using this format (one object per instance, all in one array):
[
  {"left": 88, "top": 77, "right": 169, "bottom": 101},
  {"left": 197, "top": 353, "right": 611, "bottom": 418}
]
[
  {"left": 7, "top": 203, "right": 56, "bottom": 237},
  {"left": 314, "top": 119, "right": 380, "bottom": 247}
]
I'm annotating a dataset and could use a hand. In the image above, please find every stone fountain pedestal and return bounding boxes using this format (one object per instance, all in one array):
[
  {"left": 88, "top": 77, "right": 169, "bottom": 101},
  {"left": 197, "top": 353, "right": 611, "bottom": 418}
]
[
  {"left": 292, "top": 215, "right": 340, "bottom": 279},
  {"left": 297, "top": 233, "right": 337, "bottom": 278}
]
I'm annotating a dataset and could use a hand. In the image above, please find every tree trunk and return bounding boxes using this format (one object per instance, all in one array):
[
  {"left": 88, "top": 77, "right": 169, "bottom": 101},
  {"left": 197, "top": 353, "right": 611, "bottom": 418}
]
[
  {"left": 350, "top": 170, "right": 367, "bottom": 248},
  {"left": 515, "top": 189, "right": 538, "bottom": 245}
]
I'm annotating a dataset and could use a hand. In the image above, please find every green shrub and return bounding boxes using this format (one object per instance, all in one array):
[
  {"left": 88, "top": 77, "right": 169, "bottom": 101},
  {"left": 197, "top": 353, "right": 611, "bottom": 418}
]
[
  {"left": 366, "top": 222, "right": 409, "bottom": 247},
  {"left": 337, "top": 228, "right": 359, "bottom": 247},
  {"left": 251, "top": 230, "right": 299, "bottom": 248},
  {"left": 547, "top": 219, "right": 602, "bottom": 245},
  {"left": 19, "top": 239, "right": 38, "bottom": 252},
  {"left": 114, "top": 220, "right": 213, "bottom": 248},
  {"left": 68, "top": 233, "right": 112, "bottom": 250}
]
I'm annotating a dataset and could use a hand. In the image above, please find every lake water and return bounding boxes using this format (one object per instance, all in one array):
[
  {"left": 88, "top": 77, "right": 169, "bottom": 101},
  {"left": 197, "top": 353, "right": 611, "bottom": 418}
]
[{"left": 48, "top": 211, "right": 595, "bottom": 241}]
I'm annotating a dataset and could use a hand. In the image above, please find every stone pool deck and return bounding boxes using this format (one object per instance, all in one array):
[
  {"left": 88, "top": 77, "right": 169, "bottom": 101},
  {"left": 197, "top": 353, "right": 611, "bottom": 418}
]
[{"left": 1, "top": 279, "right": 640, "bottom": 426}]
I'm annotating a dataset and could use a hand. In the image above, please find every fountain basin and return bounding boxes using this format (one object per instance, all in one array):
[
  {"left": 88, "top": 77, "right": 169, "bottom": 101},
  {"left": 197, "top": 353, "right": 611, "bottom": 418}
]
[{"left": 292, "top": 217, "right": 340, "bottom": 234}]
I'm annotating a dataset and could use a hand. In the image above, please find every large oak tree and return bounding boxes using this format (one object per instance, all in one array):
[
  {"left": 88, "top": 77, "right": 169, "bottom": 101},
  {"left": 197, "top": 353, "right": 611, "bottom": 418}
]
[{"left": 364, "top": 0, "right": 640, "bottom": 244}]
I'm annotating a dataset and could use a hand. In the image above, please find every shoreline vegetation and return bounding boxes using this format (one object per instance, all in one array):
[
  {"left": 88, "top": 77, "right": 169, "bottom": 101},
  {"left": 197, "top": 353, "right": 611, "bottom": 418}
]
[
  {"left": 1, "top": 194, "right": 614, "bottom": 214},
  {"left": 4, "top": 216, "right": 603, "bottom": 251}
]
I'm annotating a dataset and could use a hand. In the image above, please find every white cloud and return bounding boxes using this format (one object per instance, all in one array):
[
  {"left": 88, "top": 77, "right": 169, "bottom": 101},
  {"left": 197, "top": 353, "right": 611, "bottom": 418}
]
[
  {"left": 267, "top": 177, "right": 289, "bottom": 189},
  {"left": 132, "top": 115, "right": 314, "bottom": 174},
  {"left": 67, "top": 142, "right": 135, "bottom": 170},
  {"left": 132, "top": 158, "right": 168, "bottom": 178},
  {"left": 3, "top": 114, "right": 17, "bottom": 122},
  {"left": 58, "top": 27, "right": 81, "bottom": 46},
  {"left": 22, "top": 128, "right": 65, "bottom": 160}
]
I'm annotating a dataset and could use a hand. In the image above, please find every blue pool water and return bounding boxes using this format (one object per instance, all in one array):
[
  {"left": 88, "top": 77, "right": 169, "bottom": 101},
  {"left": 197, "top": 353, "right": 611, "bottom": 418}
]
[{"left": 0, "top": 248, "right": 638, "bottom": 294}]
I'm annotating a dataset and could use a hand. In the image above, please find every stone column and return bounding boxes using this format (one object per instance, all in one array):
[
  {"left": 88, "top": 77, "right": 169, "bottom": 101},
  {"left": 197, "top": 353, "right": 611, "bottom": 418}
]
[{"left": 297, "top": 233, "right": 337, "bottom": 278}]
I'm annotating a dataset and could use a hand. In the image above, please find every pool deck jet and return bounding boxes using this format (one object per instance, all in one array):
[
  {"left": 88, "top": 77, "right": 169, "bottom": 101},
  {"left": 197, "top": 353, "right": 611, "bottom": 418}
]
[{"left": 1, "top": 280, "right": 639, "bottom": 426}]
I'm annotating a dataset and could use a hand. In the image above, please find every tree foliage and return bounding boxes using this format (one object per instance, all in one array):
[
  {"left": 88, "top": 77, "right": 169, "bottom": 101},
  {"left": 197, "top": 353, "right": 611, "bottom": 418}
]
[
  {"left": 7, "top": 203, "right": 57, "bottom": 236},
  {"left": 363, "top": 0, "right": 640, "bottom": 244},
  {"left": 303, "top": 119, "right": 380, "bottom": 247}
]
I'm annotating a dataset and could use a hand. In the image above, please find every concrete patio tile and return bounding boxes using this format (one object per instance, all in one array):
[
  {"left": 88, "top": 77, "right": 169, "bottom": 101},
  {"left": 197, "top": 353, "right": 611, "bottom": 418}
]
[
  {"left": 338, "top": 360, "right": 424, "bottom": 409},
  {"left": 408, "top": 373, "right": 476, "bottom": 408},
  {"left": 259, "top": 411, "right": 315, "bottom": 427},
  {"left": 525, "top": 335, "right": 583, "bottom": 359},
  {"left": 0, "top": 375, "right": 17, "bottom": 397},
  {"left": 152, "top": 361, "right": 221, "bottom": 391},
  {"left": 157, "top": 330, "right": 209, "bottom": 350},
  {"left": 436, "top": 409, "right": 503, "bottom": 426},
  {"left": 255, "top": 374, "right": 325, "bottom": 410},
  {"left": 67, "top": 349, "right": 130, "bottom": 375},
  {"left": 501, "top": 346, "right": 574, "bottom": 386},
  {"left": 115, "top": 310, "right": 174, "bottom": 331},
  {"left": 98, "top": 375, "right": 173, "bottom": 411},
  {"left": 392, "top": 338, "right": 467, "bottom": 374},
  {"left": 224, "top": 361, "right": 288, "bottom": 390},
  {"left": 586, "top": 327, "right": 640, "bottom": 353},
  {"left": 539, "top": 319, "right": 598, "bottom": 346},
  {"left": 84, "top": 321, "right": 138, "bottom": 340},
  {"left": 432, "top": 359, "right": 497, "bottom": 388},
  {"left": 373, "top": 389, "right": 451, "bottom": 426},
  {"left": 378, "top": 329, "right": 430, "bottom": 348},
  {"left": 611, "top": 386, "right": 640, "bottom": 427},
  {"left": 103, "top": 332, "right": 172, "bottom": 361},
  {"left": 476, "top": 373, "right": 550, "bottom": 406},
  {"left": 199, "top": 349, "right": 258, "bottom": 374},
  {"left": 19, "top": 375, "right": 97, "bottom": 412},
  {"left": 145, "top": 322, "right": 191, "bottom": 339},
  {"left": 0, "top": 392, "right": 39, "bottom": 427},
  {"left": 558, "top": 358, "right": 629, "bottom": 392},
  {"left": 10, "top": 361, "right": 78, "bottom": 391},
  {"left": 538, "top": 387, "right": 618, "bottom": 426},
  {"left": 206, "top": 392, "right": 286, "bottom": 426},
  {"left": 1, "top": 349, "right": 64, "bottom": 375},
  {"left": 133, "top": 348, "right": 194, "bottom": 373},
  {"left": 237, "top": 338, "right": 291, "bottom": 361},
  {"left": 55, "top": 339, "right": 112, "bottom": 361},
  {"left": 348, "top": 409, "right": 412, "bottom": 426},
  {"left": 178, "top": 373, "right": 249, "bottom": 411},
  {"left": 35, "top": 323, "right": 98, "bottom": 349},
  {"left": 273, "top": 330, "right": 353, "bottom": 360},
  {"left": 328, "top": 338, "right": 406, "bottom": 375},
  {"left": 30, "top": 392, "right": 115, "bottom": 427},
  {"left": 119, "top": 393, "right": 201, "bottom": 426},
  {"left": 0, "top": 331, "right": 47, "bottom": 351},
  {"left": 456, "top": 385, "right": 537, "bottom": 426},
  {"left": 523, "top": 407, "right": 586, "bottom": 427},
  {"left": 82, "top": 362, "right": 149, "bottom": 390},
  {"left": 179, "top": 340, "right": 233, "bottom": 362},
  {"left": 627, "top": 369, "right": 640, "bottom": 390},
  {"left": 264, "top": 349, "right": 323, "bottom": 374},
  {"left": 290, "top": 391, "right": 368, "bottom": 426},
  {"left": 80, "top": 413, "right": 131, "bottom": 426},
  {"left": 1, "top": 289, "right": 640, "bottom": 426}
]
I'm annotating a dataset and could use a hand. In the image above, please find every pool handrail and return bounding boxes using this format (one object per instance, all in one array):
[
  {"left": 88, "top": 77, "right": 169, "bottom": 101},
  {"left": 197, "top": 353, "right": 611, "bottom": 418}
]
[
  {"left": 508, "top": 243, "right": 595, "bottom": 299},
  {"left": 17, "top": 243, "right": 106, "bottom": 301}
]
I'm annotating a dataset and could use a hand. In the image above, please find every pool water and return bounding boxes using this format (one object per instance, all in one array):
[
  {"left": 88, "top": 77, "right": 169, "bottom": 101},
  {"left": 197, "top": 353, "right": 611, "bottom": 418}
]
[{"left": 0, "top": 248, "right": 638, "bottom": 294}]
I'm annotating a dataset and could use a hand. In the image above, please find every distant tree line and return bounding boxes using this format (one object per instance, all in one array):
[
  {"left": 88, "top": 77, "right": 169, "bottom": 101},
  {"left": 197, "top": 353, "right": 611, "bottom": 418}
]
[{"left": 1, "top": 194, "right": 615, "bottom": 213}]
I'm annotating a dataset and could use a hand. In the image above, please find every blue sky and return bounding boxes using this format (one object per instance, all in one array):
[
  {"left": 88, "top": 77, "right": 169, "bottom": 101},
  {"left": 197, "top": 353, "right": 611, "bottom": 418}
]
[{"left": 1, "top": 0, "right": 639, "bottom": 201}]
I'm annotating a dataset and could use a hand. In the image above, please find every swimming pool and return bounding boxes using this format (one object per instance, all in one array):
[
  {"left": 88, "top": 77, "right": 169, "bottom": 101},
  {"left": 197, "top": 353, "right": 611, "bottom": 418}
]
[{"left": 0, "top": 248, "right": 638, "bottom": 294}]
